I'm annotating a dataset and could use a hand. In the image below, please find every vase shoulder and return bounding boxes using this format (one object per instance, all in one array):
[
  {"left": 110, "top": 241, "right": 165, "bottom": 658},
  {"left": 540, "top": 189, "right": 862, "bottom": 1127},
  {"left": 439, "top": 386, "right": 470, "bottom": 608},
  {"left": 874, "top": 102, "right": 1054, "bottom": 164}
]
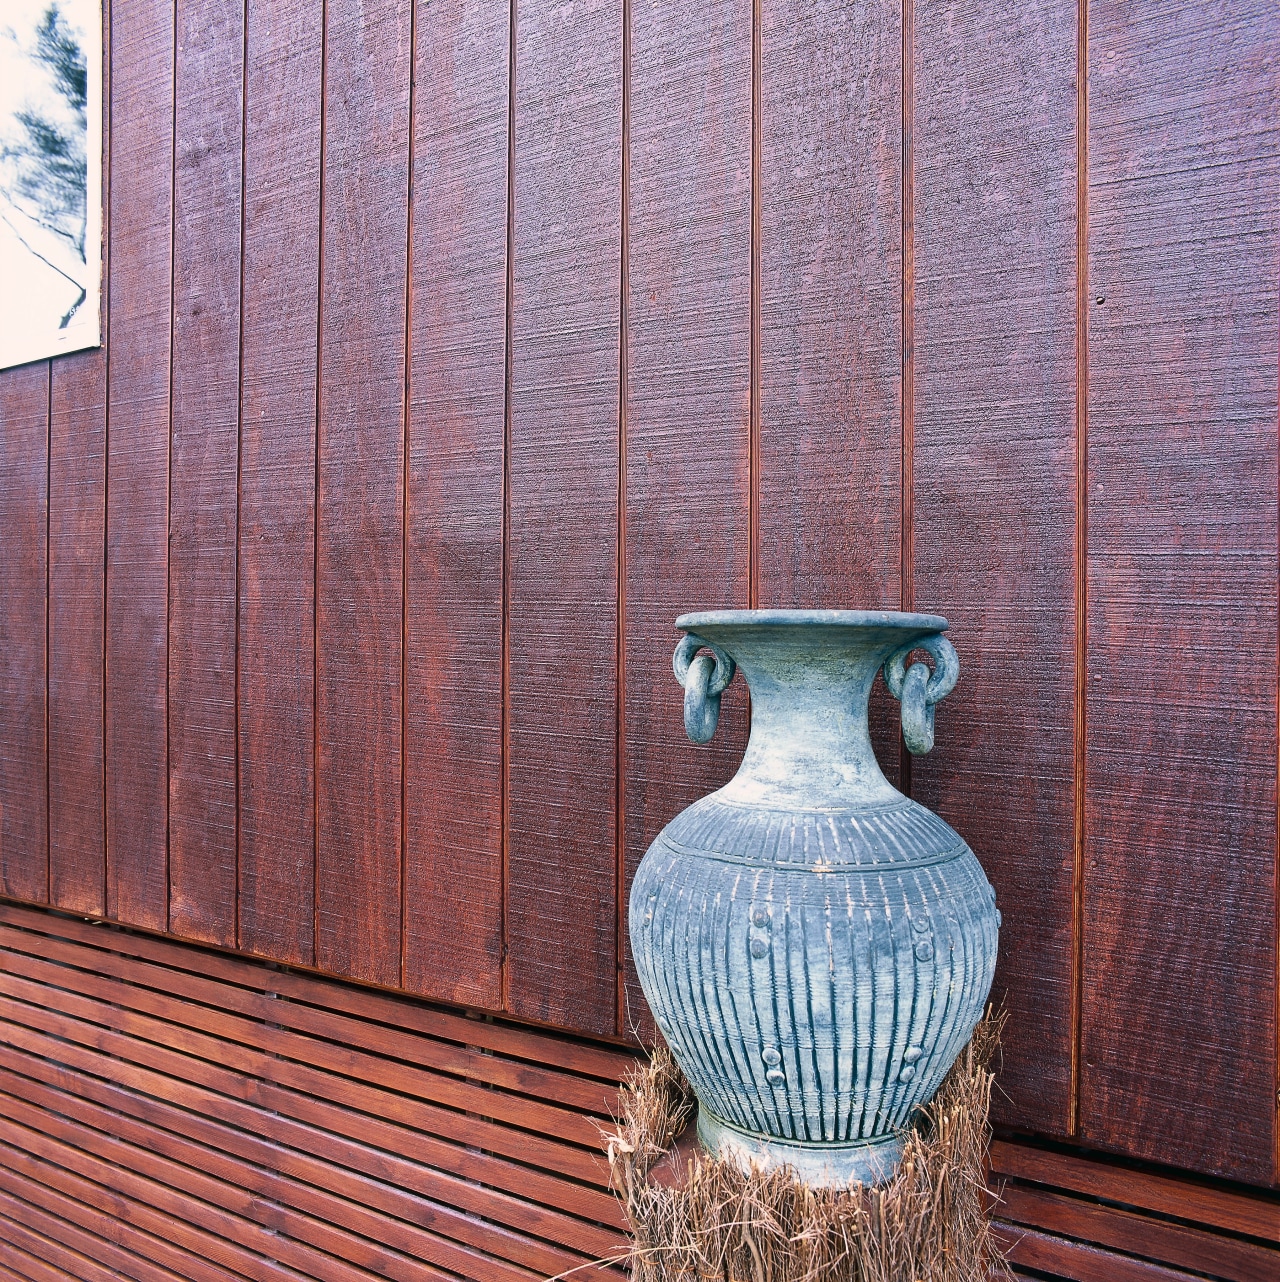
[{"left": 661, "top": 792, "right": 969, "bottom": 872}]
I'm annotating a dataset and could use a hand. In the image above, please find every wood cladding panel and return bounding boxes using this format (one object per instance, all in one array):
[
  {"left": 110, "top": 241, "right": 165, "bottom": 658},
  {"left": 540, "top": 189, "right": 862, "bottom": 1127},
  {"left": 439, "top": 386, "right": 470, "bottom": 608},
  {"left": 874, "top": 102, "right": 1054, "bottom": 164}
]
[
  {"left": 0, "top": 903, "right": 630, "bottom": 1282},
  {"left": 0, "top": 362, "right": 49, "bottom": 905},
  {"left": 315, "top": 0, "right": 411, "bottom": 985},
  {"left": 166, "top": 0, "right": 244, "bottom": 947},
  {"left": 104, "top": 0, "right": 173, "bottom": 932},
  {"left": 621, "top": 0, "right": 753, "bottom": 1040},
  {"left": 505, "top": 0, "right": 623, "bottom": 1035},
  {"left": 404, "top": 0, "right": 510, "bottom": 1010},
  {"left": 910, "top": 0, "right": 1079, "bottom": 1134},
  {"left": 48, "top": 1, "right": 109, "bottom": 919},
  {"left": 756, "top": 0, "right": 903, "bottom": 785},
  {"left": 1082, "top": 0, "right": 1280, "bottom": 1183},
  {"left": 235, "top": 0, "right": 323, "bottom": 966}
]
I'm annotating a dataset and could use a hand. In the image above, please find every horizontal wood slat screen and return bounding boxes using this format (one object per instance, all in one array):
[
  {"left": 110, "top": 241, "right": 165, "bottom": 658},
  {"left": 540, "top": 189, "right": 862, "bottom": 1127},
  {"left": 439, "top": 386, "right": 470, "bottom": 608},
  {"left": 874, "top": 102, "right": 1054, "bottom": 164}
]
[
  {"left": 0, "top": 903, "right": 633, "bottom": 1282},
  {"left": 992, "top": 1140, "right": 1280, "bottom": 1282}
]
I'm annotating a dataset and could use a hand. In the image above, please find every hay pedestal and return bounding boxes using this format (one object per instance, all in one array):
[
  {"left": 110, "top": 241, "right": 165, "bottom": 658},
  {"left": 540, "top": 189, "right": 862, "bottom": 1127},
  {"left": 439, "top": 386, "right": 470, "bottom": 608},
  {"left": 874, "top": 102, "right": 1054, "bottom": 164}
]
[{"left": 605, "top": 1016, "right": 1009, "bottom": 1282}]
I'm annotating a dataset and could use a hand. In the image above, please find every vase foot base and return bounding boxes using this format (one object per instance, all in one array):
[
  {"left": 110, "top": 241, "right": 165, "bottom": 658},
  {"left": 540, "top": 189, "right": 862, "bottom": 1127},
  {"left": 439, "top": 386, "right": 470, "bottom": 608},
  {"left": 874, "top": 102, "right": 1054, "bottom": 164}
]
[{"left": 696, "top": 1107, "right": 903, "bottom": 1188}]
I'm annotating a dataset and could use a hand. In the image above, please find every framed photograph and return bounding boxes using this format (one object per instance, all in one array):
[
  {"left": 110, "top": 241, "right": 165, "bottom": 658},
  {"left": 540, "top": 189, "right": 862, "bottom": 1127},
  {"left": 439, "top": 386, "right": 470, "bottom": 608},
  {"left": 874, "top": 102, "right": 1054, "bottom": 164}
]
[{"left": 0, "top": 0, "right": 102, "bottom": 370}]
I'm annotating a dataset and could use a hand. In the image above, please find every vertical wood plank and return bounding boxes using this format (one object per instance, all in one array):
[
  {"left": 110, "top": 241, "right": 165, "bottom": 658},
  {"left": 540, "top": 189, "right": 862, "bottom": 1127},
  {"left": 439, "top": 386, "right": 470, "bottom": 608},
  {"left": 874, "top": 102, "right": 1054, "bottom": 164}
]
[
  {"left": 104, "top": 0, "right": 174, "bottom": 931},
  {"left": 49, "top": 351, "right": 106, "bottom": 917},
  {"left": 506, "top": 0, "right": 623, "bottom": 1035},
  {"left": 910, "top": 0, "right": 1079, "bottom": 1134},
  {"left": 167, "top": 0, "right": 244, "bottom": 947},
  {"left": 756, "top": 0, "right": 903, "bottom": 782},
  {"left": 315, "top": 0, "right": 411, "bottom": 986},
  {"left": 1083, "top": 0, "right": 1280, "bottom": 1182},
  {"left": 236, "top": 0, "right": 322, "bottom": 966},
  {"left": 621, "top": 0, "right": 753, "bottom": 1039},
  {"left": 48, "top": 0, "right": 109, "bottom": 919},
  {"left": 403, "top": 1, "right": 510, "bottom": 1009},
  {"left": 0, "top": 363, "right": 50, "bottom": 904}
]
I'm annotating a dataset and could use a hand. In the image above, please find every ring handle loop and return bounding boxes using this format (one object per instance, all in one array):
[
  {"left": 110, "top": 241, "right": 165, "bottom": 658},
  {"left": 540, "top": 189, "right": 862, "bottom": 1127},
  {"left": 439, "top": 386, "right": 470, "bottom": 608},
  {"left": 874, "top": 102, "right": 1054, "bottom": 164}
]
[
  {"left": 673, "top": 632, "right": 736, "bottom": 744},
  {"left": 882, "top": 634, "right": 959, "bottom": 756}
]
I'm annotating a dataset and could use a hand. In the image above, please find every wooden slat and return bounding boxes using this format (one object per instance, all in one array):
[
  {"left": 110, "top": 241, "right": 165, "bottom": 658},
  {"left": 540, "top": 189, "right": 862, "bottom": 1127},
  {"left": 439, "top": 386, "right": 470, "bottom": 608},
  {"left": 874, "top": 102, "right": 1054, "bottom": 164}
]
[
  {"left": 0, "top": 1152, "right": 247, "bottom": 1282},
  {"left": 0, "top": 1219, "right": 119, "bottom": 1282},
  {"left": 166, "top": 0, "right": 244, "bottom": 948},
  {"left": 314, "top": 0, "right": 412, "bottom": 988},
  {"left": 0, "top": 938, "right": 605, "bottom": 1151},
  {"left": 909, "top": 0, "right": 1078, "bottom": 1133},
  {"left": 505, "top": 0, "right": 624, "bottom": 1039},
  {"left": 1081, "top": 0, "right": 1280, "bottom": 1182},
  {"left": 998, "top": 1183, "right": 1277, "bottom": 1282},
  {"left": 0, "top": 1035, "right": 624, "bottom": 1260},
  {"left": 995, "top": 1222, "right": 1208, "bottom": 1282},
  {"left": 104, "top": 0, "right": 173, "bottom": 931},
  {"left": 48, "top": 0, "right": 110, "bottom": 920},
  {"left": 0, "top": 1004, "right": 621, "bottom": 1233},
  {"left": 0, "top": 1183, "right": 181, "bottom": 1282},
  {"left": 0, "top": 1088, "right": 538, "bottom": 1282},
  {"left": 756, "top": 0, "right": 902, "bottom": 783},
  {"left": 0, "top": 362, "right": 49, "bottom": 904},
  {"left": 991, "top": 1140, "right": 1280, "bottom": 1245},
  {"left": 620, "top": 0, "right": 753, "bottom": 1042},
  {"left": 0, "top": 900, "right": 636, "bottom": 1086},
  {"left": 403, "top": 0, "right": 509, "bottom": 1011},
  {"left": 236, "top": 0, "right": 323, "bottom": 966},
  {"left": 0, "top": 973, "right": 610, "bottom": 1192}
]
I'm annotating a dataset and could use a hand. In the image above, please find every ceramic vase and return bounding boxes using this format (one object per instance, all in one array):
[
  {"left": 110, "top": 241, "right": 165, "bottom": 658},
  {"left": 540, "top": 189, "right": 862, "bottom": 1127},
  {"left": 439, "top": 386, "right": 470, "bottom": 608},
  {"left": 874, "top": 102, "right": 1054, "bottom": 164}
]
[{"left": 628, "top": 610, "right": 999, "bottom": 1186}]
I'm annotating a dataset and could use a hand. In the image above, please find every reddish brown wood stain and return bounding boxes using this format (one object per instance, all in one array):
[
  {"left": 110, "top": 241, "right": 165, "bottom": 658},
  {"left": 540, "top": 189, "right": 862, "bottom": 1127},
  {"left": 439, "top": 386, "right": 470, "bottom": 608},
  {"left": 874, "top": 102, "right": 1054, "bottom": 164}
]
[
  {"left": 910, "top": 0, "right": 1079, "bottom": 1136},
  {"left": 0, "top": 1, "right": 1277, "bottom": 1253}
]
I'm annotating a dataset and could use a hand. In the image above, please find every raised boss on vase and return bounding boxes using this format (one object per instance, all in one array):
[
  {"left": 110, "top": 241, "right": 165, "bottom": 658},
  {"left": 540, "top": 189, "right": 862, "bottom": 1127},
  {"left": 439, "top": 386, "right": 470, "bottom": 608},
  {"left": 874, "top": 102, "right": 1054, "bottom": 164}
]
[{"left": 628, "top": 610, "right": 1000, "bottom": 1186}]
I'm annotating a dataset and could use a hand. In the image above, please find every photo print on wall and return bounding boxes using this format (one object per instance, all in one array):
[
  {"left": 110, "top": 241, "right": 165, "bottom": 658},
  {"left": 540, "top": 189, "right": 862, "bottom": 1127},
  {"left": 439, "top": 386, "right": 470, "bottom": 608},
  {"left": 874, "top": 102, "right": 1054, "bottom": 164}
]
[{"left": 0, "top": 0, "right": 101, "bottom": 370}]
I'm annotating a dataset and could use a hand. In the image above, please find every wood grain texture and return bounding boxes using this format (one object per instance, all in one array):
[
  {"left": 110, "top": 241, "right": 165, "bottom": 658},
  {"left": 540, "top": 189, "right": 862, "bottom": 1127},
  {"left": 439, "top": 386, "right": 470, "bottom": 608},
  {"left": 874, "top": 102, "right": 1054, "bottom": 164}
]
[
  {"left": 235, "top": 0, "right": 323, "bottom": 966},
  {"left": 621, "top": 0, "right": 753, "bottom": 1040},
  {"left": 404, "top": 0, "right": 510, "bottom": 1009},
  {"left": 166, "top": 0, "right": 244, "bottom": 947},
  {"left": 48, "top": 0, "right": 109, "bottom": 919},
  {"left": 1081, "top": 0, "right": 1280, "bottom": 1182},
  {"left": 315, "top": 0, "right": 412, "bottom": 987},
  {"left": 505, "top": 0, "right": 623, "bottom": 1035},
  {"left": 994, "top": 1222, "right": 1208, "bottom": 1282},
  {"left": 909, "top": 0, "right": 1078, "bottom": 1134},
  {"left": 49, "top": 354, "right": 105, "bottom": 917},
  {"left": 104, "top": 0, "right": 173, "bottom": 931},
  {"left": 0, "top": 362, "right": 49, "bottom": 904},
  {"left": 756, "top": 0, "right": 903, "bottom": 784}
]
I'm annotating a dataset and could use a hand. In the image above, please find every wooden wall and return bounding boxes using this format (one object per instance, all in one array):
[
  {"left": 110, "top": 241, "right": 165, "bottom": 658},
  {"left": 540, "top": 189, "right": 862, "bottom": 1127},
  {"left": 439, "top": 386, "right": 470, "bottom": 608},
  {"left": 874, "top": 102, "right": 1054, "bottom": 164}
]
[{"left": 0, "top": 0, "right": 1277, "bottom": 1194}]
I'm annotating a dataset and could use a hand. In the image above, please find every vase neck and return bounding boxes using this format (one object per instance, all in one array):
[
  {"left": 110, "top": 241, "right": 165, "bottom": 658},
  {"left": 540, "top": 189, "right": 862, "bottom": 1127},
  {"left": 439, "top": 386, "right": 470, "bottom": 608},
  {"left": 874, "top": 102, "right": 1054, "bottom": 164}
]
[{"left": 680, "top": 617, "right": 947, "bottom": 810}]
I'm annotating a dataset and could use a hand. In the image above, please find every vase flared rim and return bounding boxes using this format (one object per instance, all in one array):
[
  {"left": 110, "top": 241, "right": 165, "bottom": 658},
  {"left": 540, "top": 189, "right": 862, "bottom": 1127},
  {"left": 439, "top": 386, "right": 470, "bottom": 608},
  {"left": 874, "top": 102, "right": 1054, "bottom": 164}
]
[{"left": 677, "top": 608, "right": 948, "bottom": 633}]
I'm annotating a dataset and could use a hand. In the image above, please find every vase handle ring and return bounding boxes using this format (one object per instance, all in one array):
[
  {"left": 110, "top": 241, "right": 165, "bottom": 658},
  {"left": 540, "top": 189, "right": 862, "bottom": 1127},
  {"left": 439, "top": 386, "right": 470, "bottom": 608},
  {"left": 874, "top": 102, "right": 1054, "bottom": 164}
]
[
  {"left": 673, "top": 633, "right": 736, "bottom": 744},
  {"left": 883, "top": 634, "right": 959, "bottom": 757}
]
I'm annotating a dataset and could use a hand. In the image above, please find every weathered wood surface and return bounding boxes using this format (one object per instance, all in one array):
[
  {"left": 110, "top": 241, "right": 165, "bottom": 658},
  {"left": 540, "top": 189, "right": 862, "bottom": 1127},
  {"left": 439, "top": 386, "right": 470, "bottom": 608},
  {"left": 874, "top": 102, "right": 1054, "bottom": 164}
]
[
  {"left": 1081, "top": 0, "right": 1280, "bottom": 1182},
  {"left": 404, "top": 0, "right": 510, "bottom": 1010},
  {"left": 0, "top": 0, "right": 1276, "bottom": 1206},
  {"left": 910, "top": 0, "right": 1079, "bottom": 1135},
  {"left": 166, "top": 0, "right": 244, "bottom": 946}
]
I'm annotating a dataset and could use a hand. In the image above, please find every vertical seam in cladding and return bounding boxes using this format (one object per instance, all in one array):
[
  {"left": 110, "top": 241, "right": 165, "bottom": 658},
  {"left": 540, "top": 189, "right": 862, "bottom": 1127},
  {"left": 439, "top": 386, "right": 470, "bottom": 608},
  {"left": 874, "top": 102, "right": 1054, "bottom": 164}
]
[
  {"left": 499, "top": 0, "right": 517, "bottom": 1012},
  {"left": 1071, "top": 0, "right": 1090, "bottom": 1142},
  {"left": 233, "top": 0, "right": 249, "bottom": 952},
  {"left": 164, "top": 0, "right": 178, "bottom": 934},
  {"left": 899, "top": 0, "right": 915, "bottom": 801},
  {"left": 399, "top": 0, "right": 417, "bottom": 991},
  {"left": 748, "top": 0, "right": 762, "bottom": 609},
  {"left": 313, "top": 0, "right": 329, "bottom": 971},
  {"left": 100, "top": 0, "right": 111, "bottom": 917},
  {"left": 614, "top": 0, "right": 630, "bottom": 1038},
  {"left": 45, "top": 361, "right": 52, "bottom": 904}
]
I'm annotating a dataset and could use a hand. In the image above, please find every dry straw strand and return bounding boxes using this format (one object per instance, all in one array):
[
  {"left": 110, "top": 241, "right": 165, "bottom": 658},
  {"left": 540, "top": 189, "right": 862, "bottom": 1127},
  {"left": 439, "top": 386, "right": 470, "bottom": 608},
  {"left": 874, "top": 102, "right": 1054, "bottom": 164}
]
[{"left": 604, "top": 1011, "right": 1010, "bottom": 1282}]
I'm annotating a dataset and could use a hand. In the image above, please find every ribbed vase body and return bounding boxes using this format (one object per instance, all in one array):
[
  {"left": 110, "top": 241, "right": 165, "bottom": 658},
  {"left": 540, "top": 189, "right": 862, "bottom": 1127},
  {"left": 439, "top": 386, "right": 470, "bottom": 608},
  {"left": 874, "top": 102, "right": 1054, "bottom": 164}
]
[{"left": 629, "top": 612, "right": 999, "bottom": 1186}]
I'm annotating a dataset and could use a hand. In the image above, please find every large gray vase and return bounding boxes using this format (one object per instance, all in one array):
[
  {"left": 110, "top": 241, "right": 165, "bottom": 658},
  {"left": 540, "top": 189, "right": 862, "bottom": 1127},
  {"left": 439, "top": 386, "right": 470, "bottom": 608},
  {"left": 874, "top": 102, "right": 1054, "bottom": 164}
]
[{"left": 629, "top": 610, "right": 999, "bottom": 1186}]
